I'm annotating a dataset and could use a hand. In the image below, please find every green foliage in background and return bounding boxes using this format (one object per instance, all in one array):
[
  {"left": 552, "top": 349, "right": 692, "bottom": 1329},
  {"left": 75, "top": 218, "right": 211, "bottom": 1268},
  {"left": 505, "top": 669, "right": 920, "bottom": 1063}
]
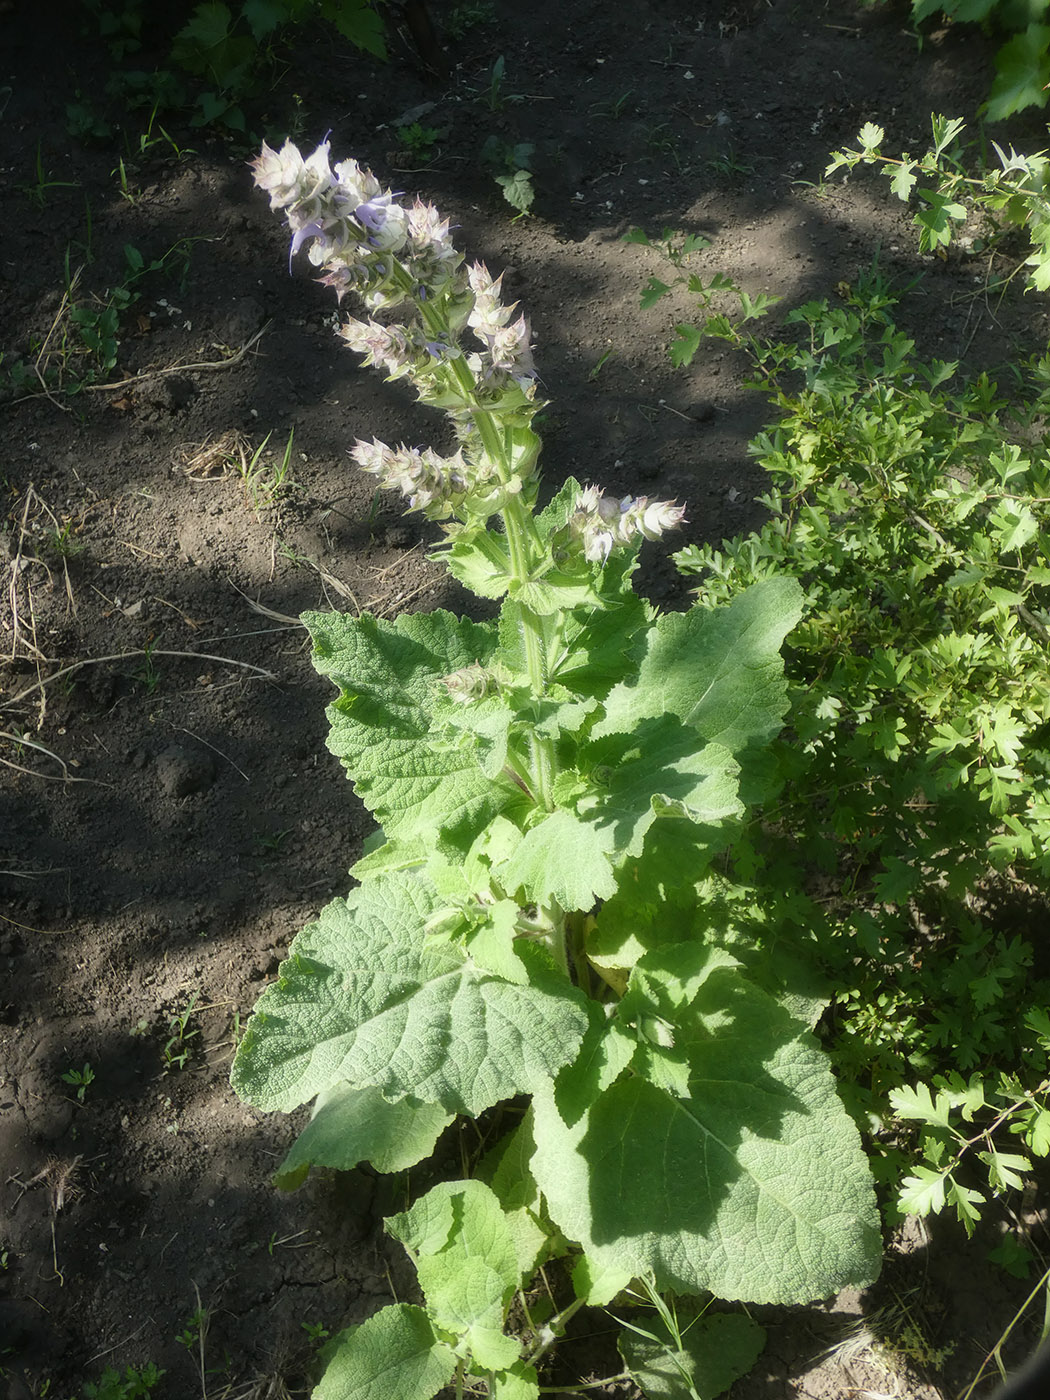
[
  {"left": 79, "top": 0, "right": 387, "bottom": 134},
  {"left": 638, "top": 235, "right": 1050, "bottom": 1238},
  {"left": 863, "top": 0, "right": 1050, "bottom": 121},
  {"left": 827, "top": 115, "right": 1050, "bottom": 291}
]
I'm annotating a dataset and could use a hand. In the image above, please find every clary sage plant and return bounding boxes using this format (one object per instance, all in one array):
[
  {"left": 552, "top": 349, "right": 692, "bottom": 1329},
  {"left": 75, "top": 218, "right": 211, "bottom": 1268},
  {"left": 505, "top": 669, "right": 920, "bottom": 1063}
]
[{"left": 232, "top": 139, "right": 881, "bottom": 1399}]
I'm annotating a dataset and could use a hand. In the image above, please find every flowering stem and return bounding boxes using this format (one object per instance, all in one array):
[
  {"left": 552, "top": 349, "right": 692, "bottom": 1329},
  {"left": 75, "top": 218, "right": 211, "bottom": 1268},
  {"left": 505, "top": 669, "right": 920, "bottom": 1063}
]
[{"left": 439, "top": 351, "right": 557, "bottom": 811}]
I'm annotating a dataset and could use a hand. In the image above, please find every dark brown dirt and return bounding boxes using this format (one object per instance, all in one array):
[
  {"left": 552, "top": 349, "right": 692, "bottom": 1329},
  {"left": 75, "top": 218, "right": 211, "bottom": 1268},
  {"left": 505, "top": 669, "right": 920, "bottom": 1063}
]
[{"left": 2, "top": 1, "right": 1048, "bottom": 1396}]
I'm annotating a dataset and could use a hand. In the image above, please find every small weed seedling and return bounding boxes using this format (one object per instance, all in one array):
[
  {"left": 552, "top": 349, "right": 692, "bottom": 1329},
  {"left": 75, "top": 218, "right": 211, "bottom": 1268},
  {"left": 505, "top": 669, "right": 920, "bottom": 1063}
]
[
  {"left": 133, "top": 640, "right": 162, "bottom": 694},
  {"left": 232, "top": 427, "right": 298, "bottom": 514},
  {"left": 255, "top": 828, "right": 293, "bottom": 860},
  {"left": 81, "top": 1363, "right": 164, "bottom": 1400},
  {"left": 177, "top": 1304, "right": 209, "bottom": 1352},
  {"left": 396, "top": 122, "right": 442, "bottom": 162},
  {"left": 162, "top": 992, "right": 201, "bottom": 1072},
  {"left": 18, "top": 140, "right": 79, "bottom": 209},
  {"left": 589, "top": 87, "right": 635, "bottom": 119},
  {"left": 707, "top": 146, "right": 753, "bottom": 180},
  {"left": 61, "top": 1062, "right": 95, "bottom": 1103},
  {"left": 40, "top": 517, "right": 85, "bottom": 559},
  {"left": 445, "top": 0, "right": 495, "bottom": 37},
  {"left": 480, "top": 135, "right": 535, "bottom": 215}
]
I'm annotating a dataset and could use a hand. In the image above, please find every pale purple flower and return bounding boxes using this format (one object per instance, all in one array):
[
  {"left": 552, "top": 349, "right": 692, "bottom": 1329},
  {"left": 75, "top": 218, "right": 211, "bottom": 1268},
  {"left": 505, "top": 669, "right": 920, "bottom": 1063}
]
[
  {"left": 570, "top": 487, "right": 686, "bottom": 562},
  {"left": 355, "top": 195, "right": 409, "bottom": 253},
  {"left": 340, "top": 318, "right": 416, "bottom": 379},
  {"left": 351, "top": 437, "right": 470, "bottom": 518},
  {"left": 252, "top": 139, "right": 333, "bottom": 212}
]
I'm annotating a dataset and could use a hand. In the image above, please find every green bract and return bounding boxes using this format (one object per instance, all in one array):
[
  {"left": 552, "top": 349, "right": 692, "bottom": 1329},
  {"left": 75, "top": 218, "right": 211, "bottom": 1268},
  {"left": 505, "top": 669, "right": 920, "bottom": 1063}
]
[{"left": 232, "top": 141, "right": 881, "bottom": 1399}]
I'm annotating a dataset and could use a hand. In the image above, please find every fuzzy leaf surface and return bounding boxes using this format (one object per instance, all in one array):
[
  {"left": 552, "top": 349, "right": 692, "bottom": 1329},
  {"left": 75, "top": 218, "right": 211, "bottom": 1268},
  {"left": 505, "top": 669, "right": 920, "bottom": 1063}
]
[
  {"left": 619, "top": 1311, "right": 766, "bottom": 1400},
  {"left": 387, "top": 1180, "right": 526, "bottom": 1372},
  {"left": 579, "top": 720, "right": 742, "bottom": 859},
  {"left": 315, "top": 1303, "right": 456, "bottom": 1400},
  {"left": 306, "top": 609, "right": 523, "bottom": 851},
  {"left": 231, "top": 873, "right": 591, "bottom": 1118},
  {"left": 592, "top": 578, "right": 803, "bottom": 750},
  {"left": 273, "top": 1084, "right": 453, "bottom": 1187},
  {"left": 530, "top": 950, "right": 881, "bottom": 1303},
  {"left": 499, "top": 807, "right": 619, "bottom": 910}
]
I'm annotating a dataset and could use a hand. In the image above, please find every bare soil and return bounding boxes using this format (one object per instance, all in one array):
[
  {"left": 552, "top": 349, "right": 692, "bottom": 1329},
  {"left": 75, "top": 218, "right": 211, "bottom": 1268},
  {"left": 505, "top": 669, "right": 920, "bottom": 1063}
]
[{"left": 2, "top": 1, "right": 1049, "bottom": 1396}]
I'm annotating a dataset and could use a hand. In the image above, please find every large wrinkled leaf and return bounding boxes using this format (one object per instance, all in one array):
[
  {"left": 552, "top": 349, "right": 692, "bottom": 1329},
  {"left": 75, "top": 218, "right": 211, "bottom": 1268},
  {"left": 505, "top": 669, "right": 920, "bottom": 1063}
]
[
  {"left": 593, "top": 578, "right": 803, "bottom": 750},
  {"left": 231, "top": 873, "right": 591, "bottom": 1118},
  {"left": 531, "top": 949, "right": 881, "bottom": 1303},
  {"left": 307, "top": 609, "right": 523, "bottom": 851}
]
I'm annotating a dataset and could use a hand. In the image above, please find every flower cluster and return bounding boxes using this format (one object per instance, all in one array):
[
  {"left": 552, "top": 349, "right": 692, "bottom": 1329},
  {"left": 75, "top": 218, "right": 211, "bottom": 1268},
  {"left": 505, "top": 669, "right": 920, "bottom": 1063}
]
[
  {"left": 466, "top": 263, "right": 535, "bottom": 387},
  {"left": 339, "top": 317, "right": 456, "bottom": 382},
  {"left": 253, "top": 139, "right": 687, "bottom": 556},
  {"left": 569, "top": 486, "right": 687, "bottom": 563},
  {"left": 252, "top": 138, "right": 460, "bottom": 310},
  {"left": 251, "top": 139, "right": 535, "bottom": 394},
  {"left": 350, "top": 438, "right": 476, "bottom": 519}
]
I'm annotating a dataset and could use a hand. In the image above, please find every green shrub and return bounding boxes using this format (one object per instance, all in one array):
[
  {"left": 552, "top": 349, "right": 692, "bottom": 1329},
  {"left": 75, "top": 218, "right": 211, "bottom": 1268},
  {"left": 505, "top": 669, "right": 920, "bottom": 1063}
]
[{"left": 640, "top": 243, "right": 1050, "bottom": 1233}]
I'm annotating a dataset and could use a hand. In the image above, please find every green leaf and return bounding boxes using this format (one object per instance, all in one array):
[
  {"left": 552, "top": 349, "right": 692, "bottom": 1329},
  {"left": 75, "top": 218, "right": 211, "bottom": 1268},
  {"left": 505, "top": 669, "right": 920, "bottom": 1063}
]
[
  {"left": 231, "top": 873, "right": 591, "bottom": 1117},
  {"left": 987, "top": 1235, "right": 1034, "bottom": 1279},
  {"left": 531, "top": 953, "right": 881, "bottom": 1303},
  {"left": 592, "top": 578, "right": 803, "bottom": 752},
  {"left": 572, "top": 1255, "right": 634, "bottom": 1307},
  {"left": 1027, "top": 1107, "right": 1050, "bottom": 1156},
  {"left": 889, "top": 1082, "right": 952, "bottom": 1128},
  {"left": 478, "top": 1117, "right": 543, "bottom": 1213},
  {"left": 985, "top": 25, "right": 1050, "bottom": 123},
  {"left": 546, "top": 595, "right": 651, "bottom": 701},
  {"left": 274, "top": 1084, "right": 453, "bottom": 1187},
  {"left": 642, "top": 277, "right": 674, "bottom": 309},
  {"left": 441, "top": 530, "right": 512, "bottom": 598},
  {"left": 496, "top": 170, "right": 535, "bottom": 215},
  {"left": 588, "top": 822, "right": 724, "bottom": 976},
  {"left": 499, "top": 808, "right": 618, "bottom": 910},
  {"left": 619, "top": 1311, "right": 767, "bottom": 1400},
  {"left": 320, "top": 0, "right": 387, "bottom": 57},
  {"left": 897, "top": 1165, "right": 947, "bottom": 1218},
  {"left": 913, "top": 189, "right": 967, "bottom": 250},
  {"left": 888, "top": 162, "right": 919, "bottom": 202},
  {"left": 670, "top": 323, "right": 703, "bottom": 369},
  {"left": 489, "top": 1362, "right": 540, "bottom": 1400},
  {"left": 307, "top": 609, "right": 524, "bottom": 851},
  {"left": 989, "top": 500, "right": 1039, "bottom": 552},
  {"left": 174, "top": 1, "right": 232, "bottom": 52},
  {"left": 387, "top": 1180, "right": 525, "bottom": 1371},
  {"left": 580, "top": 720, "right": 742, "bottom": 860},
  {"left": 315, "top": 1304, "right": 456, "bottom": 1400},
  {"left": 857, "top": 121, "right": 885, "bottom": 153},
  {"left": 241, "top": 0, "right": 287, "bottom": 40}
]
